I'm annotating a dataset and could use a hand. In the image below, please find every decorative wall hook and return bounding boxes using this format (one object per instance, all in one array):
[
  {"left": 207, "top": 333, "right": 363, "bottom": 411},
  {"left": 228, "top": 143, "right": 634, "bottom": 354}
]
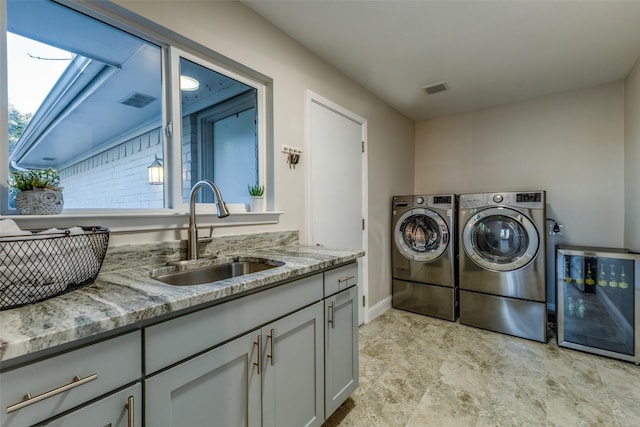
[
  {"left": 281, "top": 145, "right": 302, "bottom": 155},
  {"left": 281, "top": 145, "right": 302, "bottom": 169}
]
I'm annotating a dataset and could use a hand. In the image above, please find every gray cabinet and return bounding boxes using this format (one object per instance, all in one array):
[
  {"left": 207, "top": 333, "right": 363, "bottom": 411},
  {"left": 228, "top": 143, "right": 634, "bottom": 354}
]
[
  {"left": 145, "top": 301, "right": 324, "bottom": 427},
  {"left": 145, "top": 330, "right": 261, "bottom": 427},
  {"left": 0, "top": 331, "right": 141, "bottom": 427},
  {"left": 324, "top": 263, "right": 358, "bottom": 297},
  {"left": 36, "top": 383, "right": 141, "bottom": 427},
  {"left": 144, "top": 274, "right": 323, "bottom": 375},
  {"left": 324, "top": 275, "right": 359, "bottom": 417},
  {"left": 262, "top": 301, "right": 324, "bottom": 427}
]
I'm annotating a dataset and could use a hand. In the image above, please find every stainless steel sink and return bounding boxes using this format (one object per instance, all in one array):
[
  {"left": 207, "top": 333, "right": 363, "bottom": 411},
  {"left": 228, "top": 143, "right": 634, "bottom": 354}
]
[{"left": 154, "top": 259, "right": 284, "bottom": 286}]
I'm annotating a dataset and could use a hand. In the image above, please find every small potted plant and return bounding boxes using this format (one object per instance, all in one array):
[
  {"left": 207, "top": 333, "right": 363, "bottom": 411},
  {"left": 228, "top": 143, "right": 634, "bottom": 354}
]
[
  {"left": 248, "top": 184, "right": 265, "bottom": 212},
  {"left": 9, "top": 168, "right": 64, "bottom": 215}
]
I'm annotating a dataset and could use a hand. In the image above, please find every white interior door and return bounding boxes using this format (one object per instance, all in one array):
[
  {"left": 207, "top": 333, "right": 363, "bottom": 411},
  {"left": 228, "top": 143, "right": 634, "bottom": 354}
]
[{"left": 307, "top": 92, "right": 367, "bottom": 325}]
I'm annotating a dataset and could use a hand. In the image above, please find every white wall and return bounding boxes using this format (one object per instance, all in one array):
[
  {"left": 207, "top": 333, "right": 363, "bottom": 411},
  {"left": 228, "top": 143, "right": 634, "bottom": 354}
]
[
  {"left": 108, "top": 0, "right": 415, "bottom": 306},
  {"left": 61, "top": 128, "right": 164, "bottom": 209},
  {"left": 415, "top": 82, "right": 625, "bottom": 309},
  {"left": 625, "top": 56, "right": 640, "bottom": 251}
]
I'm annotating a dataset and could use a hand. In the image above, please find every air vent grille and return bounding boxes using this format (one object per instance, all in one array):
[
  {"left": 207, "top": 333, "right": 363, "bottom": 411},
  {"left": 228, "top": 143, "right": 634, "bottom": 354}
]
[
  {"left": 120, "top": 92, "right": 157, "bottom": 108},
  {"left": 422, "top": 81, "right": 449, "bottom": 95}
]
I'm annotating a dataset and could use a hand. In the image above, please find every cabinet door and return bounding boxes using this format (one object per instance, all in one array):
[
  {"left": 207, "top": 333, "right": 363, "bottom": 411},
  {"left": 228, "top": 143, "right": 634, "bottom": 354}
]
[
  {"left": 36, "top": 383, "right": 141, "bottom": 427},
  {"left": 145, "top": 330, "right": 261, "bottom": 427},
  {"left": 262, "top": 301, "right": 324, "bottom": 427},
  {"left": 325, "top": 285, "right": 359, "bottom": 417}
]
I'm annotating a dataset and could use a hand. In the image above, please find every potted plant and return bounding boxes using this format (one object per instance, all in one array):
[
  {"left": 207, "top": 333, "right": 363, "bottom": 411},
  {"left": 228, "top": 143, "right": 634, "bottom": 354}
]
[
  {"left": 9, "top": 168, "right": 64, "bottom": 215},
  {"left": 248, "top": 184, "right": 265, "bottom": 212}
]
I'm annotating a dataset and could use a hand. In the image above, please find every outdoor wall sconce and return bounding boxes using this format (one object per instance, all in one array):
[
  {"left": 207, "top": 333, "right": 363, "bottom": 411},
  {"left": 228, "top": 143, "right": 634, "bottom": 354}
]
[{"left": 148, "top": 154, "right": 164, "bottom": 185}]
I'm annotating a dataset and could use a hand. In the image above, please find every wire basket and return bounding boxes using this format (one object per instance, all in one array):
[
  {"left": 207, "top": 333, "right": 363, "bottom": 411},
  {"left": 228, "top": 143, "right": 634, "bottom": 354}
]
[{"left": 0, "top": 227, "right": 109, "bottom": 310}]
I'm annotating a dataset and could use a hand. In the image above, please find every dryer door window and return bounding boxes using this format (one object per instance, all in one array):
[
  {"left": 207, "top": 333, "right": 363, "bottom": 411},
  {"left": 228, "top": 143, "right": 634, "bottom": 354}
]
[
  {"left": 395, "top": 208, "right": 449, "bottom": 262},
  {"left": 463, "top": 207, "right": 539, "bottom": 271}
]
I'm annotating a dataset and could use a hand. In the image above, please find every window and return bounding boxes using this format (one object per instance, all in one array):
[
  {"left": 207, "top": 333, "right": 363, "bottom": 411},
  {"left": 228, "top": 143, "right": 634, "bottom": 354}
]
[
  {"left": 3, "top": 0, "right": 267, "bottom": 215},
  {"left": 178, "top": 56, "right": 259, "bottom": 206},
  {"left": 6, "top": 0, "right": 164, "bottom": 209}
]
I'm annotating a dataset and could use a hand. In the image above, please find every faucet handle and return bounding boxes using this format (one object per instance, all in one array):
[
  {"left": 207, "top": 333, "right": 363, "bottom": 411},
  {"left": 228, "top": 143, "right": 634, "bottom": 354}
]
[{"left": 197, "top": 225, "right": 214, "bottom": 245}]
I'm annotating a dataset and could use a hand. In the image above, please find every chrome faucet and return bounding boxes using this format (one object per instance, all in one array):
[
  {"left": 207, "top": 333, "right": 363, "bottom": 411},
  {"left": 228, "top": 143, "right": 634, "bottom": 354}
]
[{"left": 188, "top": 180, "right": 230, "bottom": 260}]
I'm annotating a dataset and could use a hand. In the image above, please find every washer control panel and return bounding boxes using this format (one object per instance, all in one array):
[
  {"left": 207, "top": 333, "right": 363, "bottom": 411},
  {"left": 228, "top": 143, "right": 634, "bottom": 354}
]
[
  {"left": 392, "top": 194, "right": 456, "bottom": 209},
  {"left": 460, "top": 191, "right": 545, "bottom": 209}
]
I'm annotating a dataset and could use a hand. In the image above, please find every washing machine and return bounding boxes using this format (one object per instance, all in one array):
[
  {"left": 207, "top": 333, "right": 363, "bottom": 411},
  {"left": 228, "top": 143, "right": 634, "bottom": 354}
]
[
  {"left": 391, "top": 194, "right": 458, "bottom": 321},
  {"left": 458, "top": 191, "right": 547, "bottom": 342}
]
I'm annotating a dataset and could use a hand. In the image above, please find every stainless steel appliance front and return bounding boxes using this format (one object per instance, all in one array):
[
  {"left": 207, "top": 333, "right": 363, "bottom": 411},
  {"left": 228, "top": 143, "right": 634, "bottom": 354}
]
[
  {"left": 556, "top": 246, "right": 639, "bottom": 363},
  {"left": 458, "top": 191, "right": 547, "bottom": 342},
  {"left": 391, "top": 194, "right": 458, "bottom": 321}
]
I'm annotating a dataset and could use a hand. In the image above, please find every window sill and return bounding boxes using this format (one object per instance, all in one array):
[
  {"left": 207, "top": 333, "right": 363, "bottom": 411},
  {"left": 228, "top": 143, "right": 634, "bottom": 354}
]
[{"left": 0, "top": 211, "right": 283, "bottom": 233}]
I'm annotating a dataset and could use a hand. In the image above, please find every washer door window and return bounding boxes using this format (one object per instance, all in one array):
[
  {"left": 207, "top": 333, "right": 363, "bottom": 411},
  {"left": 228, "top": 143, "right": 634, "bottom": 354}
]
[
  {"left": 463, "top": 207, "right": 539, "bottom": 271},
  {"left": 395, "top": 208, "right": 449, "bottom": 262}
]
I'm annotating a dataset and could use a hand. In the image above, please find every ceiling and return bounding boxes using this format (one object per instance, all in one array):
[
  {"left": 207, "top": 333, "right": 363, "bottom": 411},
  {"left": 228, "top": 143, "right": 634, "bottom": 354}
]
[{"left": 242, "top": 0, "right": 640, "bottom": 121}]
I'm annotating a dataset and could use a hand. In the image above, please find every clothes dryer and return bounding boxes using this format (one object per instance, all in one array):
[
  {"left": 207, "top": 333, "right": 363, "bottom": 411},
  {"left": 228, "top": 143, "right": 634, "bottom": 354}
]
[
  {"left": 458, "top": 191, "right": 547, "bottom": 342},
  {"left": 391, "top": 194, "right": 458, "bottom": 321}
]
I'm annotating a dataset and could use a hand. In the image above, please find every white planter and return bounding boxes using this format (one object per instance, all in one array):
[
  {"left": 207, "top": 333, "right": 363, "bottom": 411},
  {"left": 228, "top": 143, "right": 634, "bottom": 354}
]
[
  {"left": 250, "top": 196, "right": 265, "bottom": 212},
  {"left": 15, "top": 189, "right": 64, "bottom": 215}
]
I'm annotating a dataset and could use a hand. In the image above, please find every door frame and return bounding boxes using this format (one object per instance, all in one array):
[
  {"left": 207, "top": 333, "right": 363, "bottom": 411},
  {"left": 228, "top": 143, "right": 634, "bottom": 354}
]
[{"left": 306, "top": 90, "right": 369, "bottom": 325}]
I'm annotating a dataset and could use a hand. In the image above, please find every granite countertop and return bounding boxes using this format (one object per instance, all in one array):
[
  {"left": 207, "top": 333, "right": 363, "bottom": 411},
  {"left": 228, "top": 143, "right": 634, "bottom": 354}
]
[{"left": 0, "top": 245, "right": 363, "bottom": 364}]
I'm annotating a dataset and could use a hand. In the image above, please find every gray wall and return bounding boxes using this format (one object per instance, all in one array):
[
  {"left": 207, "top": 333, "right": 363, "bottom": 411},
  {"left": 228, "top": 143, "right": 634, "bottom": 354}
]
[
  {"left": 625, "top": 56, "right": 640, "bottom": 252},
  {"left": 414, "top": 82, "right": 626, "bottom": 311}
]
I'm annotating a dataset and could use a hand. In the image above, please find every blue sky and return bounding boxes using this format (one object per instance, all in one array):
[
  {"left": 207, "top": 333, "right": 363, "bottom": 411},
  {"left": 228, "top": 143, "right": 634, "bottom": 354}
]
[{"left": 8, "top": 32, "right": 71, "bottom": 115}]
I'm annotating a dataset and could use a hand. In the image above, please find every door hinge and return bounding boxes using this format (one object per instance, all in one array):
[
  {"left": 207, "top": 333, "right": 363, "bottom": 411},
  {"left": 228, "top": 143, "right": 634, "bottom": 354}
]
[
  {"left": 362, "top": 141, "right": 365, "bottom": 153},
  {"left": 165, "top": 122, "right": 173, "bottom": 137},
  {"left": 362, "top": 295, "right": 366, "bottom": 307},
  {"left": 362, "top": 218, "right": 365, "bottom": 230}
]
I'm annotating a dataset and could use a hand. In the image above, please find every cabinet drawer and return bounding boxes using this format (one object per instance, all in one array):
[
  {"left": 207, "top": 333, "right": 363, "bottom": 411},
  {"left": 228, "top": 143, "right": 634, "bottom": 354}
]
[
  {"left": 1, "top": 331, "right": 141, "bottom": 427},
  {"left": 145, "top": 273, "right": 323, "bottom": 374},
  {"left": 324, "top": 263, "right": 358, "bottom": 297},
  {"left": 38, "top": 383, "right": 141, "bottom": 427}
]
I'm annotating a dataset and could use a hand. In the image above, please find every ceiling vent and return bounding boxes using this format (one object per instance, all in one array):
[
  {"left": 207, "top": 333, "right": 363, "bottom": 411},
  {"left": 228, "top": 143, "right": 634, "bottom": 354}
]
[
  {"left": 422, "top": 81, "right": 449, "bottom": 95},
  {"left": 120, "top": 92, "right": 157, "bottom": 108}
]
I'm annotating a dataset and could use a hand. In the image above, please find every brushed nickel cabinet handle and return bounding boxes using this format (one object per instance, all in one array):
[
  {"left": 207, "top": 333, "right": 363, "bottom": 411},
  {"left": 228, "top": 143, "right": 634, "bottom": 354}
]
[
  {"left": 127, "top": 395, "right": 135, "bottom": 427},
  {"left": 6, "top": 373, "right": 98, "bottom": 414},
  {"left": 267, "top": 329, "right": 275, "bottom": 366},
  {"left": 253, "top": 335, "right": 262, "bottom": 375},
  {"left": 338, "top": 275, "right": 355, "bottom": 283},
  {"left": 328, "top": 302, "right": 335, "bottom": 328}
]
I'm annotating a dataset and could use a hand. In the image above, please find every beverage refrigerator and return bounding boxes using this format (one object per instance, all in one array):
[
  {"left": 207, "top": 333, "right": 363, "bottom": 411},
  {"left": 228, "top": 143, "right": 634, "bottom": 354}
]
[{"left": 556, "top": 245, "right": 639, "bottom": 363}]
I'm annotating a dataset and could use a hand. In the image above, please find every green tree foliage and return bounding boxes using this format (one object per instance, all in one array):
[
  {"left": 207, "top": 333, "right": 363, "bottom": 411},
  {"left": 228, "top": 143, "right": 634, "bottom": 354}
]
[
  {"left": 8, "top": 103, "right": 32, "bottom": 155},
  {"left": 8, "top": 104, "right": 33, "bottom": 208}
]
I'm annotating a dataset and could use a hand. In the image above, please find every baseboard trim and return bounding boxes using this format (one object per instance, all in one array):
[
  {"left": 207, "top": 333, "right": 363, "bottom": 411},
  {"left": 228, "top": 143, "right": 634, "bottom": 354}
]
[{"left": 366, "top": 296, "right": 392, "bottom": 322}]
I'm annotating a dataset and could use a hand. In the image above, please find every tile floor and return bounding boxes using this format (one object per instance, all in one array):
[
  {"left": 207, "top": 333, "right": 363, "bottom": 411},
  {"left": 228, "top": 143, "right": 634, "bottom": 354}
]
[{"left": 323, "top": 308, "right": 640, "bottom": 427}]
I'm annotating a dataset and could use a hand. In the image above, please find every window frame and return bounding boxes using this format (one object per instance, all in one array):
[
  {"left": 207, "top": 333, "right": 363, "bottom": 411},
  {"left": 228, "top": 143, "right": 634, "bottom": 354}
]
[
  {"left": 169, "top": 47, "right": 267, "bottom": 213},
  {"left": 0, "top": 0, "right": 278, "bottom": 231}
]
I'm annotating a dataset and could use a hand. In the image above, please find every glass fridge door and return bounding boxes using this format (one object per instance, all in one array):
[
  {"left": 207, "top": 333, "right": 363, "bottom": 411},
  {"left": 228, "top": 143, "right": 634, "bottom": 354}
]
[{"left": 557, "top": 248, "right": 636, "bottom": 357}]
